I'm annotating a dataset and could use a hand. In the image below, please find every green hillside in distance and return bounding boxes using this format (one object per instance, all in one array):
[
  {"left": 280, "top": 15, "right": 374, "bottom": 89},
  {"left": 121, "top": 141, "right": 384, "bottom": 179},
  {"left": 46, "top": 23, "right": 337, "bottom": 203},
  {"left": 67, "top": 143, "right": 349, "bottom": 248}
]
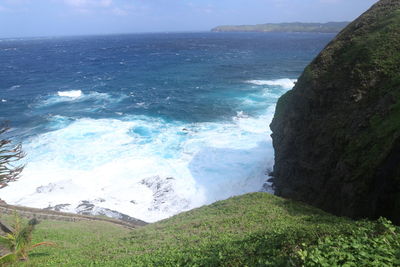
[{"left": 211, "top": 22, "right": 349, "bottom": 33}]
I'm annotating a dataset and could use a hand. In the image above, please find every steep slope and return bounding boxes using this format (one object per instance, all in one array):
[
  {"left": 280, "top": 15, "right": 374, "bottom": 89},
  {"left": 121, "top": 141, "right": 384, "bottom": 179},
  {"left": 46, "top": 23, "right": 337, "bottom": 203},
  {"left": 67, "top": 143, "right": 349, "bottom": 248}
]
[
  {"left": 4, "top": 193, "right": 400, "bottom": 266},
  {"left": 270, "top": 0, "right": 400, "bottom": 223}
]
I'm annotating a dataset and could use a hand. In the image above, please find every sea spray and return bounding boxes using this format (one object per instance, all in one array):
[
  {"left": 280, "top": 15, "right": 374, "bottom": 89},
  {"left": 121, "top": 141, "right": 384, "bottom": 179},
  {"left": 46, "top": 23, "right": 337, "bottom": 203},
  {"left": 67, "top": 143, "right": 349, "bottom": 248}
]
[
  {"left": 57, "top": 90, "right": 82, "bottom": 98},
  {"left": 0, "top": 32, "right": 333, "bottom": 222},
  {"left": 1, "top": 99, "right": 282, "bottom": 222}
]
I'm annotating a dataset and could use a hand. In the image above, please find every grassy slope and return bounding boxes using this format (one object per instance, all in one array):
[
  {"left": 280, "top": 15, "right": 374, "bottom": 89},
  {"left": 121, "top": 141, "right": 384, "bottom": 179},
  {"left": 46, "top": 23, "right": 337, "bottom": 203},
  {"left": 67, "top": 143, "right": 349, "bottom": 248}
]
[{"left": 2, "top": 192, "right": 399, "bottom": 266}]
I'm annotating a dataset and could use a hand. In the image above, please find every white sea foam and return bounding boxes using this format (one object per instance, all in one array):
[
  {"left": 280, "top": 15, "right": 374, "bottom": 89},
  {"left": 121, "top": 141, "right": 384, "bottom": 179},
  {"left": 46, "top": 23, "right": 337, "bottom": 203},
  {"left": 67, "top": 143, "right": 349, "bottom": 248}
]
[
  {"left": 9, "top": 85, "right": 21, "bottom": 90},
  {"left": 37, "top": 91, "right": 115, "bottom": 108},
  {"left": 1, "top": 114, "right": 275, "bottom": 222},
  {"left": 247, "top": 78, "right": 297, "bottom": 90},
  {"left": 1, "top": 78, "right": 295, "bottom": 223},
  {"left": 57, "top": 90, "right": 83, "bottom": 98},
  {"left": 2, "top": 48, "right": 18, "bottom": 52}
]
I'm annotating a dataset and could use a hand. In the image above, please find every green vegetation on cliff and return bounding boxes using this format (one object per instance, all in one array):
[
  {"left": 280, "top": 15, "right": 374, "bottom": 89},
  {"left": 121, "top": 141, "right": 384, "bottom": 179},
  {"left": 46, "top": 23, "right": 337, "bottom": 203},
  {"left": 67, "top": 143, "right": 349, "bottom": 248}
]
[
  {"left": 2, "top": 193, "right": 400, "bottom": 266},
  {"left": 211, "top": 22, "right": 348, "bottom": 33},
  {"left": 271, "top": 0, "right": 400, "bottom": 223}
]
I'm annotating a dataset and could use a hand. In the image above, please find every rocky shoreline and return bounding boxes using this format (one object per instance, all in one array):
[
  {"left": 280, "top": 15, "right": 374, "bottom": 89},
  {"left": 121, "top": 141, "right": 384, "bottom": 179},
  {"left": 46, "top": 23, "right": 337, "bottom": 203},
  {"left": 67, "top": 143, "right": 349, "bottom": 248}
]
[{"left": 0, "top": 200, "right": 147, "bottom": 229}]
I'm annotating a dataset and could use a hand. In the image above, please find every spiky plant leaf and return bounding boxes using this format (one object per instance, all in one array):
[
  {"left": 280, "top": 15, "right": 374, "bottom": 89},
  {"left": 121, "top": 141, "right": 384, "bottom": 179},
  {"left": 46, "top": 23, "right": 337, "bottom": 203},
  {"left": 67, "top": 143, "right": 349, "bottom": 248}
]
[
  {"left": 0, "top": 215, "right": 55, "bottom": 263},
  {"left": 0, "top": 253, "right": 17, "bottom": 264},
  {"left": 15, "top": 224, "right": 34, "bottom": 250},
  {"left": 0, "top": 234, "right": 13, "bottom": 249},
  {"left": 31, "top": 241, "right": 57, "bottom": 248}
]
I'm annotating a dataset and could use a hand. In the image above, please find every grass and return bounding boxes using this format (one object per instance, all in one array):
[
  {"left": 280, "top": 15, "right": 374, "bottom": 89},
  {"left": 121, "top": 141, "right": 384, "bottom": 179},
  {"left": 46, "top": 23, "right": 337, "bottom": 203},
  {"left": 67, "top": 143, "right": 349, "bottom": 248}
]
[
  {"left": 340, "top": 5, "right": 400, "bottom": 174},
  {"left": 1, "top": 193, "right": 399, "bottom": 266}
]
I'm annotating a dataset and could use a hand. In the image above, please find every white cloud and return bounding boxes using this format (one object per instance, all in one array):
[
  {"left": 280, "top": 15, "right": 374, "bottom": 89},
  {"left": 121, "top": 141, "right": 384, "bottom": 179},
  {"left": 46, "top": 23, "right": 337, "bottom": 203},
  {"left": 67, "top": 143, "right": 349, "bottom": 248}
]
[
  {"left": 63, "top": 0, "right": 85, "bottom": 7},
  {"left": 62, "top": 0, "right": 132, "bottom": 16},
  {"left": 319, "top": 0, "right": 343, "bottom": 3},
  {"left": 3, "top": 0, "right": 31, "bottom": 4},
  {"left": 99, "top": 0, "right": 112, "bottom": 7},
  {"left": 186, "top": 2, "right": 214, "bottom": 15},
  {"left": 112, "top": 7, "right": 127, "bottom": 16},
  {"left": 63, "top": 0, "right": 113, "bottom": 8},
  {"left": 0, "top": 0, "right": 30, "bottom": 11}
]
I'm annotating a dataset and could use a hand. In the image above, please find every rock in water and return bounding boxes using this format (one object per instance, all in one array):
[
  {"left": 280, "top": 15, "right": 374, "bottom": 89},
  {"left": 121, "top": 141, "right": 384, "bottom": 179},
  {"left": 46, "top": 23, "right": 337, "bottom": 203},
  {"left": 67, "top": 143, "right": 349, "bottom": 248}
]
[{"left": 270, "top": 0, "right": 400, "bottom": 224}]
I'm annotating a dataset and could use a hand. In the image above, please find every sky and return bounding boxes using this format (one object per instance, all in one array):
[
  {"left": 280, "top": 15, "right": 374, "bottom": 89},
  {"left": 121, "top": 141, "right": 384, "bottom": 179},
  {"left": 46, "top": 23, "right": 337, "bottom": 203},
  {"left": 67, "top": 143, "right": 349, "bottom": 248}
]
[{"left": 0, "top": 0, "right": 379, "bottom": 38}]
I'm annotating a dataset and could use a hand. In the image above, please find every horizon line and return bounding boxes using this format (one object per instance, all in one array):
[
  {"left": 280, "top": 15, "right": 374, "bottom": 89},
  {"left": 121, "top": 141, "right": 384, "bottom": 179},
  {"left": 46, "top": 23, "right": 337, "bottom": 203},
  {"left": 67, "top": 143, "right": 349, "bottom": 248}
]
[{"left": 0, "top": 20, "right": 350, "bottom": 40}]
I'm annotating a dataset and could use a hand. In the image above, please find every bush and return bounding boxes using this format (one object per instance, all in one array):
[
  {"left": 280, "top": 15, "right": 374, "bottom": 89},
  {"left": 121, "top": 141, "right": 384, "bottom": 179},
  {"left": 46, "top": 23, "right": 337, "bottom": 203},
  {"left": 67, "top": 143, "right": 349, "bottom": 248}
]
[
  {"left": 0, "top": 215, "right": 55, "bottom": 265},
  {"left": 297, "top": 217, "right": 400, "bottom": 266}
]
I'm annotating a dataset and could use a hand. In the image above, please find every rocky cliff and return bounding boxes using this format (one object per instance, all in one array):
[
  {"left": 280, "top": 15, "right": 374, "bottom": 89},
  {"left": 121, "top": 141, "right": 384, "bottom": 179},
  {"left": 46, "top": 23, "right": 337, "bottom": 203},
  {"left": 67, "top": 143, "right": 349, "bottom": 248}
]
[{"left": 270, "top": 0, "right": 400, "bottom": 224}]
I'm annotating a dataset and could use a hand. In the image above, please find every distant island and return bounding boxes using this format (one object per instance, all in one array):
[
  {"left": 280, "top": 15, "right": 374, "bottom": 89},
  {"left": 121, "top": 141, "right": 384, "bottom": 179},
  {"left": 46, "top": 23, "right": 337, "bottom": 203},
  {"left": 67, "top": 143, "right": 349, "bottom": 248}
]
[{"left": 211, "top": 22, "right": 349, "bottom": 33}]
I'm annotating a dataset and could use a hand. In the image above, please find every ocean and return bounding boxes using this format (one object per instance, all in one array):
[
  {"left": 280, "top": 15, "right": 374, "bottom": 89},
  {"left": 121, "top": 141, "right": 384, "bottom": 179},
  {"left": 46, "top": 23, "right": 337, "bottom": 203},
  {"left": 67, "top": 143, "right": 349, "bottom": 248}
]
[{"left": 0, "top": 32, "right": 333, "bottom": 222}]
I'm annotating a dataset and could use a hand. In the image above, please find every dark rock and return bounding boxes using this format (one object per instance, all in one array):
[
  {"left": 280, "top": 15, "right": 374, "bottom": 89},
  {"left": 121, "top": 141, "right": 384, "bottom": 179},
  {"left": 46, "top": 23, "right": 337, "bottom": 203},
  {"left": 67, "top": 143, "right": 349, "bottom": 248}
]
[
  {"left": 270, "top": 0, "right": 400, "bottom": 224},
  {"left": 45, "top": 201, "right": 147, "bottom": 225},
  {"left": 75, "top": 201, "right": 146, "bottom": 225},
  {"left": 0, "top": 220, "right": 14, "bottom": 234},
  {"left": 45, "top": 204, "right": 71, "bottom": 211},
  {"left": 76, "top": 201, "right": 95, "bottom": 214}
]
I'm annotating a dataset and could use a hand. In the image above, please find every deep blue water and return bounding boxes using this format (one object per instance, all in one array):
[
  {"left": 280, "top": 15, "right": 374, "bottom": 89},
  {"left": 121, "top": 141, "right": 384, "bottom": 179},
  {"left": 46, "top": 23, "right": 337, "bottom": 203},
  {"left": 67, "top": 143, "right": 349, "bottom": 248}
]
[{"left": 0, "top": 32, "right": 333, "bottom": 222}]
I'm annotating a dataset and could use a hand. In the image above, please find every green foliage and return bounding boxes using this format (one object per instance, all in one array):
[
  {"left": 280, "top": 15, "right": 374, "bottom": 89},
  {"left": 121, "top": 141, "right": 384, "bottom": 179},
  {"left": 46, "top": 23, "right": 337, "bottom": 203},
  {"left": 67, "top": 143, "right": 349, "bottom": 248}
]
[
  {"left": 0, "top": 214, "right": 55, "bottom": 265},
  {"left": 341, "top": 7, "right": 400, "bottom": 172},
  {"left": 305, "top": 2, "right": 400, "bottom": 184},
  {"left": 297, "top": 218, "right": 400, "bottom": 266},
  {"left": 3, "top": 193, "right": 399, "bottom": 266}
]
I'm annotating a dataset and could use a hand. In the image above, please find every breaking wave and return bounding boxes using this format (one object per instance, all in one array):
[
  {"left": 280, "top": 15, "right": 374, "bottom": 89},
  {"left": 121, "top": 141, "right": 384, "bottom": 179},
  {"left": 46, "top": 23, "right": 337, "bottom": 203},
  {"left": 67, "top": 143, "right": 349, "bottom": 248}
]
[
  {"left": 57, "top": 90, "right": 83, "bottom": 98},
  {"left": 1, "top": 79, "right": 294, "bottom": 222},
  {"left": 247, "top": 78, "right": 297, "bottom": 90},
  {"left": 37, "top": 90, "right": 117, "bottom": 108}
]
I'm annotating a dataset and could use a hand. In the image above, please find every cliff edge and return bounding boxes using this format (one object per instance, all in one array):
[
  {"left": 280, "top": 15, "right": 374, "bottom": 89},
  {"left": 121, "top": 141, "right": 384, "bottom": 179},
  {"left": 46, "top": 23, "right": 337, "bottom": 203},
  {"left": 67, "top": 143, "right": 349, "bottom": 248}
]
[{"left": 270, "top": 0, "right": 400, "bottom": 223}]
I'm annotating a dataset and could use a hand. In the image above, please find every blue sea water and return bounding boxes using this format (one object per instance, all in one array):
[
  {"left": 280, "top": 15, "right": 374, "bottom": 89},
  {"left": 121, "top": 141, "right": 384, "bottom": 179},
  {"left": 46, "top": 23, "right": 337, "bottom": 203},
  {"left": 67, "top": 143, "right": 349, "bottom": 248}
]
[{"left": 0, "top": 32, "right": 333, "bottom": 222}]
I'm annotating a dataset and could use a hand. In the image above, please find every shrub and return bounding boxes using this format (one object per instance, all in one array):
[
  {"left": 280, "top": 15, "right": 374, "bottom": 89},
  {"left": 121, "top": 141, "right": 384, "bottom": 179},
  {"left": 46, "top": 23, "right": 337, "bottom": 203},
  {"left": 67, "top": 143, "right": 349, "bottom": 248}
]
[
  {"left": 0, "top": 215, "right": 55, "bottom": 265},
  {"left": 297, "top": 217, "right": 400, "bottom": 266}
]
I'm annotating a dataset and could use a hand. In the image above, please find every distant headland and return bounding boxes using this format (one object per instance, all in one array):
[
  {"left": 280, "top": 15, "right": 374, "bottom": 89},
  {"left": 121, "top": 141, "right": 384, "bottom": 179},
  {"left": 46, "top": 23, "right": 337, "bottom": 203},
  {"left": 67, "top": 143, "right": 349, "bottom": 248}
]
[{"left": 211, "top": 22, "right": 349, "bottom": 33}]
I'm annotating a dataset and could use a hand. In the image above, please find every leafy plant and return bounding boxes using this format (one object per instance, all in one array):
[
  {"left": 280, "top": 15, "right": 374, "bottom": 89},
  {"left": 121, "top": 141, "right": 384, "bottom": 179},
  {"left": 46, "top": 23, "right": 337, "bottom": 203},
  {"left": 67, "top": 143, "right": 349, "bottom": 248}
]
[
  {"left": 0, "top": 215, "right": 55, "bottom": 265},
  {"left": 1, "top": 193, "right": 399, "bottom": 266},
  {"left": 296, "top": 217, "right": 400, "bottom": 266}
]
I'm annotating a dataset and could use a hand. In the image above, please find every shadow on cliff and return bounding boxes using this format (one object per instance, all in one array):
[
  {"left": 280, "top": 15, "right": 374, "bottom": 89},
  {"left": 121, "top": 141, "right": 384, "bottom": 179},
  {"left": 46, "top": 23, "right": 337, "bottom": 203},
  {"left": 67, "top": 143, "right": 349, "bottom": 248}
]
[{"left": 188, "top": 141, "right": 273, "bottom": 203}]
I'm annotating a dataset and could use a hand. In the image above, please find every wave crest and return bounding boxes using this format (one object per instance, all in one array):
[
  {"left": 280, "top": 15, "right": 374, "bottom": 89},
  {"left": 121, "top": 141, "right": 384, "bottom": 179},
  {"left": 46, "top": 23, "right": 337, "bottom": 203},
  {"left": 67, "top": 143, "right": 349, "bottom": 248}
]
[
  {"left": 57, "top": 90, "right": 83, "bottom": 98},
  {"left": 247, "top": 78, "right": 297, "bottom": 90},
  {"left": 1, "top": 112, "right": 274, "bottom": 222}
]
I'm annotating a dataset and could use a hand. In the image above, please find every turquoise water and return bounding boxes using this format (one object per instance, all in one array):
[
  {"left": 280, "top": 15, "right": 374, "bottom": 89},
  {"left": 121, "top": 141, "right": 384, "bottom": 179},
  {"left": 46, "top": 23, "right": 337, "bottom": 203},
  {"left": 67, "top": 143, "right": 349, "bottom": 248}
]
[{"left": 0, "top": 32, "right": 333, "bottom": 222}]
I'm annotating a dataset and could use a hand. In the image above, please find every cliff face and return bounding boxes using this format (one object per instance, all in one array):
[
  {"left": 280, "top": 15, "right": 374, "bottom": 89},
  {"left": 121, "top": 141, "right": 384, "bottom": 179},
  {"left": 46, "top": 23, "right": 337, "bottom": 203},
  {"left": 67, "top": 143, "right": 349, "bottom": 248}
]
[{"left": 270, "top": 0, "right": 400, "bottom": 224}]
